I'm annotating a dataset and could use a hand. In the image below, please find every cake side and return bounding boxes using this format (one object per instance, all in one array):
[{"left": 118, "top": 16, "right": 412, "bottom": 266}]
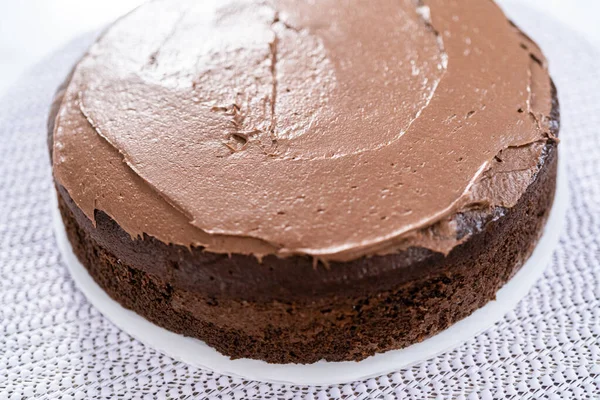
[{"left": 55, "top": 140, "right": 556, "bottom": 363}]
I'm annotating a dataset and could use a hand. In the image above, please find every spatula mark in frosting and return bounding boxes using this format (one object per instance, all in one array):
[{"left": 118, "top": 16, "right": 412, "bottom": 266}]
[
  {"left": 144, "top": 11, "right": 189, "bottom": 69},
  {"left": 267, "top": 14, "right": 279, "bottom": 144}
]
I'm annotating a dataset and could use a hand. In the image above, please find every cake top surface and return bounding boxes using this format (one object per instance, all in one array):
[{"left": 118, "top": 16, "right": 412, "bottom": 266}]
[{"left": 53, "top": 0, "right": 555, "bottom": 261}]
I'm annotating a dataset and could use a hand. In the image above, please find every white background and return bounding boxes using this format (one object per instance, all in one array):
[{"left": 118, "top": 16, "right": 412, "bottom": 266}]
[{"left": 0, "top": 0, "right": 599, "bottom": 98}]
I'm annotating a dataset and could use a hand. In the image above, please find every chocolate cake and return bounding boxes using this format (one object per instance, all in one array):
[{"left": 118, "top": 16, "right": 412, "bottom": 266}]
[{"left": 49, "top": 0, "right": 559, "bottom": 363}]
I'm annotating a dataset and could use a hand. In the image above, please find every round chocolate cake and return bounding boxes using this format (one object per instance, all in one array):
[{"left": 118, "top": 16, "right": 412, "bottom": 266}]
[{"left": 49, "top": 0, "right": 559, "bottom": 363}]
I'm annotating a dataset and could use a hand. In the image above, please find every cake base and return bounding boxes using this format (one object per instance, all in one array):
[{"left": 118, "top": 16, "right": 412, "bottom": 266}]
[{"left": 51, "top": 156, "right": 568, "bottom": 385}]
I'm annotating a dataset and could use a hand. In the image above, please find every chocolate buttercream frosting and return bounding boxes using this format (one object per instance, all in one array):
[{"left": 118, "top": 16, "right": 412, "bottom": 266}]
[{"left": 52, "top": 0, "right": 556, "bottom": 261}]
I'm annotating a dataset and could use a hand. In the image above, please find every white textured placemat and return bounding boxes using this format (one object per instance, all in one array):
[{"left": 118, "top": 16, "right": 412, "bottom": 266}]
[{"left": 1, "top": 3, "right": 600, "bottom": 399}]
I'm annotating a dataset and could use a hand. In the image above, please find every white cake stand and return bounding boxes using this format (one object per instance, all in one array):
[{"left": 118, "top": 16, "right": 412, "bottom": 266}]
[{"left": 52, "top": 156, "right": 567, "bottom": 385}]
